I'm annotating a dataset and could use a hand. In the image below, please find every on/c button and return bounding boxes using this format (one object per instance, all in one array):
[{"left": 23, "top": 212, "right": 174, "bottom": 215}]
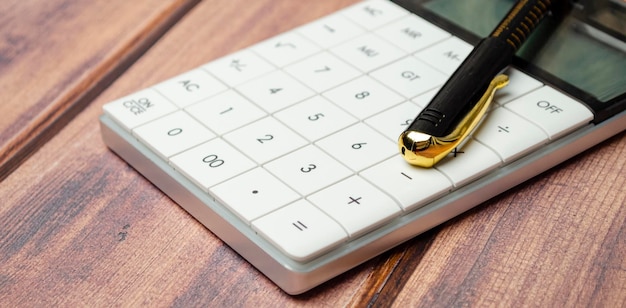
[{"left": 504, "top": 86, "right": 594, "bottom": 140}]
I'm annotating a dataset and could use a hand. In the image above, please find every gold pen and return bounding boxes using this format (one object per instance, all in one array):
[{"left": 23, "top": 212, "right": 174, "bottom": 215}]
[{"left": 399, "top": 0, "right": 564, "bottom": 167}]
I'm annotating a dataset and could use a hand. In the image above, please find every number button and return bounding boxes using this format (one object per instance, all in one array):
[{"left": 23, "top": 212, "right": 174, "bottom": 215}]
[
  {"left": 274, "top": 96, "right": 357, "bottom": 141},
  {"left": 185, "top": 90, "right": 265, "bottom": 135},
  {"left": 316, "top": 123, "right": 396, "bottom": 171},
  {"left": 223, "top": 117, "right": 307, "bottom": 164},
  {"left": 364, "top": 101, "right": 423, "bottom": 141},
  {"left": 237, "top": 71, "right": 315, "bottom": 113},
  {"left": 308, "top": 176, "right": 401, "bottom": 237},
  {"left": 283, "top": 52, "right": 360, "bottom": 92},
  {"left": 264, "top": 145, "right": 352, "bottom": 196},
  {"left": 132, "top": 110, "right": 215, "bottom": 159},
  {"left": 252, "top": 199, "right": 348, "bottom": 261},
  {"left": 323, "top": 75, "right": 404, "bottom": 119},
  {"left": 170, "top": 138, "right": 256, "bottom": 191}
]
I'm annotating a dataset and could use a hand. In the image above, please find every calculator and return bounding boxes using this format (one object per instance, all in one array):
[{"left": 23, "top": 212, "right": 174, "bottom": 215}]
[{"left": 100, "top": 0, "right": 626, "bottom": 294}]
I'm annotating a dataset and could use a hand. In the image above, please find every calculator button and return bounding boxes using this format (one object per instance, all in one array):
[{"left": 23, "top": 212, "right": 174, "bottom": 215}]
[
  {"left": 370, "top": 55, "right": 447, "bottom": 98},
  {"left": 284, "top": 52, "right": 361, "bottom": 92},
  {"left": 132, "top": 110, "right": 215, "bottom": 159},
  {"left": 297, "top": 13, "right": 365, "bottom": 49},
  {"left": 474, "top": 107, "right": 548, "bottom": 163},
  {"left": 103, "top": 88, "right": 177, "bottom": 132},
  {"left": 495, "top": 68, "right": 543, "bottom": 105},
  {"left": 415, "top": 36, "right": 473, "bottom": 75},
  {"left": 211, "top": 168, "right": 300, "bottom": 223},
  {"left": 375, "top": 14, "right": 450, "bottom": 53},
  {"left": 264, "top": 145, "right": 352, "bottom": 196},
  {"left": 435, "top": 140, "right": 502, "bottom": 187},
  {"left": 330, "top": 33, "right": 405, "bottom": 72},
  {"left": 361, "top": 155, "right": 452, "bottom": 211},
  {"left": 252, "top": 31, "right": 321, "bottom": 67},
  {"left": 237, "top": 70, "right": 316, "bottom": 113},
  {"left": 252, "top": 199, "right": 348, "bottom": 262},
  {"left": 316, "top": 123, "right": 396, "bottom": 172},
  {"left": 341, "top": 0, "right": 409, "bottom": 31},
  {"left": 154, "top": 68, "right": 228, "bottom": 108},
  {"left": 170, "top": 138, "right": 256, "bottom": 190},
  {"left": 184, "top": 90, "right": 266, "bottom": 135},
  {"left": 323, "top": 75, "right": 405, "bottom": 119},
  {"left": 223, "top": 116, "right": 308, "bottom": 164},
  {"left": 364, "top": 100, "right": 423, "bottom": 142},
  {"left": 204, "top": 49, "right": 275, "bottom": 87},
  {"left": 308, "top": 176, "right": 401, "bottom": 238},
  {"left": 411, "top": 88, "right": 440, "bottom": 108},
  {"left": 504, "top": 86, "right": 594, "bottom": 140},
  {"left": 274, "top": 96, "right": 357, "bottom": 142}
]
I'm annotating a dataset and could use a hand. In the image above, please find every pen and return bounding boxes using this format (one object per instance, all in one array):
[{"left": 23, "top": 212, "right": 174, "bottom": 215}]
[{"left": 399, "top": 0, "right": 563, "bottom": 167}]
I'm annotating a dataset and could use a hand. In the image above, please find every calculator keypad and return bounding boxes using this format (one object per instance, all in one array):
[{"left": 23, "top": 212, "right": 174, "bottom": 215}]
[{"left": 102, "top": 0, "right": 594, "bottom": 264}]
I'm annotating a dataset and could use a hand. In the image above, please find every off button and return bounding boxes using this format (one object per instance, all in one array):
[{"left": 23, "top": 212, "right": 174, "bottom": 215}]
[{"left": 504, "top": 86, "right": 594, "bottom": 140}]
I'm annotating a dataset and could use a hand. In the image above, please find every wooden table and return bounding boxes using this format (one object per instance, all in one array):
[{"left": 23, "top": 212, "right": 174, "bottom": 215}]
[{"left": 1, "top": 0, "right": 624, "bottom": 306}]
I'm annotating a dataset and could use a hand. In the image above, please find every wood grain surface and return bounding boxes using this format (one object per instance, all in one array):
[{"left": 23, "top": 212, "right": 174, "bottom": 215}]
[
  {"left": 0, "top": 0, "right": 624, "bottom": 306},
  {"left": 0, "top": 0, "right": 198, "bottom": 180}
]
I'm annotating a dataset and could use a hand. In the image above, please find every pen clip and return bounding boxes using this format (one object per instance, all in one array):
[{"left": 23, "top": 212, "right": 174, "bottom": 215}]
[{"left": 398, "top": 74, "right": 509, "bottom": 168}]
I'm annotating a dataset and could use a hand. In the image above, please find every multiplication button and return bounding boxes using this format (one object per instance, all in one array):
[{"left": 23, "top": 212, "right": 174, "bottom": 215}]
[
  {"left": 505, "top": 86, "right": 594, "bottom": 140},
  {"left": 435, "top": 140, "right": 501, "bottom": 187},
  {"left": 102, "top": 88, "right": 177, "bottom": 132},
  {"left": 252, "top": 199, "right": 348, "bottom": 262}
]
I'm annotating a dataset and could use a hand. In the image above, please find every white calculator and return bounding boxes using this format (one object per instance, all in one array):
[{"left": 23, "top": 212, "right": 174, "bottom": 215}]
[{"left": 100, "top": 0, "right": 626, "bottom": 294}]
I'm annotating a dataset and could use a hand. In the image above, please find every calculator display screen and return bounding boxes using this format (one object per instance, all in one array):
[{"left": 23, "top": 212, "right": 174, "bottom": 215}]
[{"left": 415, "top": 0, "right": 626, "bottom": 104}]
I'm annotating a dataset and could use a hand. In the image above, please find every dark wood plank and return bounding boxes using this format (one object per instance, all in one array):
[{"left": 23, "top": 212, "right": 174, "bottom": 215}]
[
  {"left": 373, "top": 132, "right": 626, "bottom": 307},
  {"left": 2, "top": 0, "right": 624, "bottom": 306},
  {"left": 0, "top": 0, "right": 199, "bottom": 180},
  {"left": 0, "top": 0, "right": 392, "bottom": 306}
]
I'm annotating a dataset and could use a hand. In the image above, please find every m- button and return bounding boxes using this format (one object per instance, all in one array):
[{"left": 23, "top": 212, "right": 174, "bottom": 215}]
[{"left": 505, "top": 86, "right": 593, "bottom": 140}]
